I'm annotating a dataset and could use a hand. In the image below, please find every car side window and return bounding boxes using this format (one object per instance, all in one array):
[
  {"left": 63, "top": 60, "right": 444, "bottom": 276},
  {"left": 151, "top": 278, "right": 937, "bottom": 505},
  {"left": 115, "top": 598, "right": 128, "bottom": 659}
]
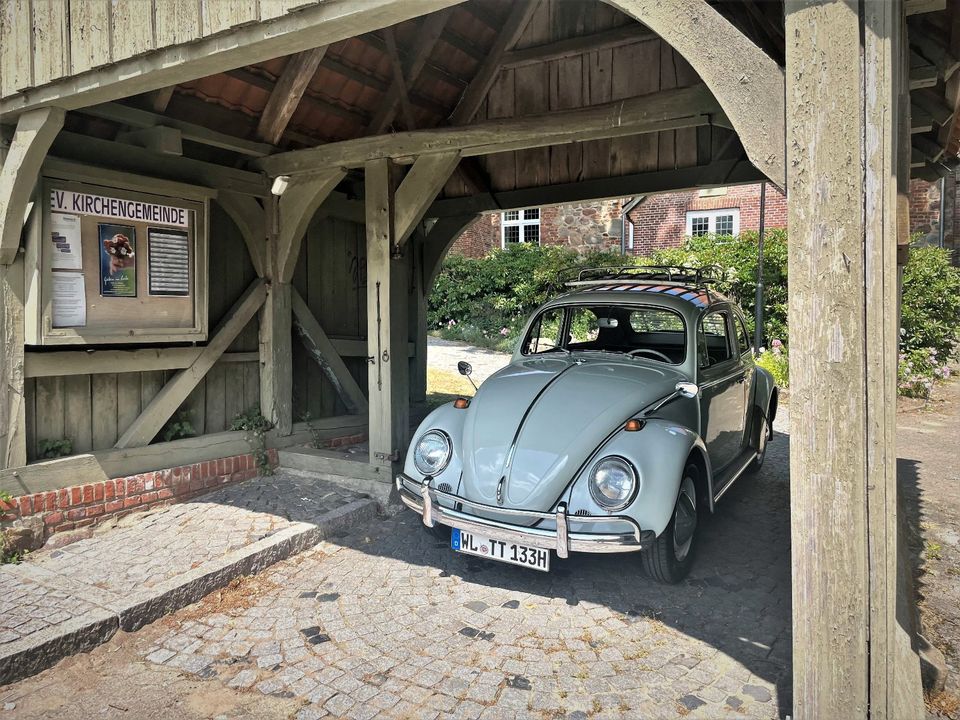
[
  {"left": 698, "top": 311, "right": 732, "bottom": 368},
  {"left": 734, "top": 314, "right": 751, "bottom": 356},
  {"left": 523, "top": 307, "right": 565, "bottom": 355}
]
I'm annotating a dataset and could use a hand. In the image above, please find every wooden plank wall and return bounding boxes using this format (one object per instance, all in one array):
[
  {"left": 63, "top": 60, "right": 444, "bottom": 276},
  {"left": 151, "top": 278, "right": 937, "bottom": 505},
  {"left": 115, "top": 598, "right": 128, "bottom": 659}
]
[
  {"left": 445, "top": 1, "right": 707, "bottom": 197},
  {"left": 290, "top": 214, "right": 368, "bottom": 423},
  {"left": 0, "top": 0, "right": 323, "bottom": 99},
  {"left": 23, "top": 204, "right": 259, "bottom": 460}
]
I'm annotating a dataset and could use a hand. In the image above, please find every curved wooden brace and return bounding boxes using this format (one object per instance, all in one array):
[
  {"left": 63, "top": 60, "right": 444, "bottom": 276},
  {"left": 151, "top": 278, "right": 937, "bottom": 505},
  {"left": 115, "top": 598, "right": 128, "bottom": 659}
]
[
  {"left": 424, "top": 214, "right": 481, "bottom": 288},
  {"left": 216, "top": 192, "right": 266, "bottom": 277},
  {"left": 276, "top": 168, "right": 346, "bottom": 282},
  {"left": 605, "top": 0, "right": 785, "bottom": 187}
]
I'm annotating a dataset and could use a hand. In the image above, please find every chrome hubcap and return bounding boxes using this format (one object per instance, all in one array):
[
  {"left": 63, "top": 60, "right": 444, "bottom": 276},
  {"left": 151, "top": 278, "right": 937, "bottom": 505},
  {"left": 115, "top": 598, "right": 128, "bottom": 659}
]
[
  {"left": 757, "top": 421, "right": 768, "bottom": 461},
  {"left": 672, "top": 476, "right": 697, "bottom": 562}
]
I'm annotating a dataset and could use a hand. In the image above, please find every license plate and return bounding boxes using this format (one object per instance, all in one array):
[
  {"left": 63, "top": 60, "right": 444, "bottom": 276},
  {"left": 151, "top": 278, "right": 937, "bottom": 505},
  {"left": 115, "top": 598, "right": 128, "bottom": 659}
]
[{"left": 451, "top": 528, "right": 550, "bottom": 572}]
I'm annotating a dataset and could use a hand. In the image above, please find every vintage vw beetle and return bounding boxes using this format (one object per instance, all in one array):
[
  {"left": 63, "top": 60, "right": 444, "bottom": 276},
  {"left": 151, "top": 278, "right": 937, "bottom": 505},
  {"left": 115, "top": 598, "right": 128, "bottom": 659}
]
[{"left": 396, "top": 267, "right": 778, "bottom": 583}]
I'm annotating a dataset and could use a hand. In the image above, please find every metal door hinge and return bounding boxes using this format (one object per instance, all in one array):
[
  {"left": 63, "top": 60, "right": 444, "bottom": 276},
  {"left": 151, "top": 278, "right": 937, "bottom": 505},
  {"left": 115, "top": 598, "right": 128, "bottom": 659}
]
[{"left": 375, "top": 450, "right": 400, "bottom": 462}]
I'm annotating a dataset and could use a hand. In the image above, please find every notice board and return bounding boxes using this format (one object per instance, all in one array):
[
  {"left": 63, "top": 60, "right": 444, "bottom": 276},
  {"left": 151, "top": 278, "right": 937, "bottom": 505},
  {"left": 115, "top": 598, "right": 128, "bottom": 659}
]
[{"left": 30, "top": 177, "right": 209, "bottom": 345}]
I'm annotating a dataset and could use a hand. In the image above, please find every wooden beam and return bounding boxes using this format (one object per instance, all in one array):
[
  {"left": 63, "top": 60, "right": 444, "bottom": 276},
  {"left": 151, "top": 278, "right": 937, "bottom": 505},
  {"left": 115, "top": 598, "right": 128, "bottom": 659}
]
[
  {"left": 0, "top": 256, "right": 27, "bottom": 470},
  {"left": 423, "top": 214, "right": 479, "bottom": 288},
  {"left": 911, "top": 87, "right": 954, "bottom": 125},
  {"left": 276, "top": 169, "right": 347, "bottom": 283},
  {"left": 49, "top": 131, "right": 269, "bottom": 197},
  {"left": 427, "top": 159, "right": 765, "bottom": 218},
  {"left": 449, "top": 1, "right": 540, "bottom": 125},
  {"left": 148, "top": 87, "right": 177, "bottom": 113},
  {"left": 906, "top": 0, "right": 946, "bottom": 15},
  {"left": 909, "top": 58, "right": 939, "bottom": 89},
  {"left": 0, "top": 0, "right": 465, "bottom": 120},
  {"left": 501, "top": 24, "right": 657, "bottom": 69},
  {"left": 367, "top": 11, "right": 452, "bottom": 135},
  {"left": 77, "top": 102, "right": 275, "bottom": 157},
  {"left": 217, "top": 192, "right": 267, "bottom": 278},
  {"left": 786, "top": 0, "right": 924, "bottom": 716},
  {"left": 259, "top": 84, "right": 721, "bottom": 175},
  {"left": 911, "top": 103, "right": 935, "bottom": 133},
  {"left": 116, "top": 279, "right": 268, "bottom": 449},
  {"left": 911, "top": 25, "right": 960, "bottom": 81},
  {"left": 42, "top": 158, "right": 216, "bottom": 202},
  {"left": 394, "top": 151, "right": 463, "bottom": 245},
  {"left": 383, "top": 29, "right": 417, "bottom": 131},
  {"left": 0, "top": 107, "right": 65, "bottom": 265},
  {"left": 24, "top": 350, "right": 258, "bottom": 378},
  {"left": 115, "top": 125, "right": 183, "bottom": 155},
  {"left": 291, "top": 288, "right": 369, "bottom": 414},
  {"left": 259, "top": 279, "right": 293, "bottom": 436},
  {"left": 0, "top": 455, "right": 108, "bottom": 497},
  {"left": 365, "top": 158, "right": 408, "bottom": 468},
  {"left": 608, "top": 0, "right": 786, "bottom": 186},
  {"left": 257, "top": 47, "right": 328, "bottom": 145}
]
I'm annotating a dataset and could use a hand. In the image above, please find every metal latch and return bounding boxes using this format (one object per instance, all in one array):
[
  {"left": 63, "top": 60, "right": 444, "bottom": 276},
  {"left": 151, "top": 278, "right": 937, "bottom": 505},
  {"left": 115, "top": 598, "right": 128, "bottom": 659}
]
[{"left": 375, "top": 450, "right": 400, "bottom": 462}]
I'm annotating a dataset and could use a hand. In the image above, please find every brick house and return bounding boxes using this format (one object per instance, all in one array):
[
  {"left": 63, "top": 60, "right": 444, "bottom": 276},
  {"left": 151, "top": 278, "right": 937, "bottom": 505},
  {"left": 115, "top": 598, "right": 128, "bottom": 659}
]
[{"left": 449, "top": 176, "right": 958, "bottom": 260}]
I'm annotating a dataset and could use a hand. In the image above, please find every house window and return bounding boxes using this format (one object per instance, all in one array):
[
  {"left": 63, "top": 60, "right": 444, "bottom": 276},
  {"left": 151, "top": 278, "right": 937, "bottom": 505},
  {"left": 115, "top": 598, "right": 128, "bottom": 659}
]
[
  {"left": 685, "top": 208, "right": 740, "bottom": 237},
  {"left": 502, "top": 208, "right": 540, "bottom": 247}
]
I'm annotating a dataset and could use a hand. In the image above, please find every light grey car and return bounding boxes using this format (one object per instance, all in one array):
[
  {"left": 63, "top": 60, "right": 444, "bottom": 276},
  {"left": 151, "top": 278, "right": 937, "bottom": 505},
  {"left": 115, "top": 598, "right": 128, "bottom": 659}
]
[{"left": 397, "top": 267, "right": 778, "bottom": 583}]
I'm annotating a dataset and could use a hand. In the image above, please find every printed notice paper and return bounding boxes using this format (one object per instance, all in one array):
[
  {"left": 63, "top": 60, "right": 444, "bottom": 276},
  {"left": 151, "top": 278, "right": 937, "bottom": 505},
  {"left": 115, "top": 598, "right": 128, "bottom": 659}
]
[
  {"left": 148, "top": 228, "right": 190, "bottom": 296},
  {"left": 52, "top": 273, "right": 86, "bottom": 328},
  {"left": 50, "top": 213, "right": 83, "bottom": 270}
]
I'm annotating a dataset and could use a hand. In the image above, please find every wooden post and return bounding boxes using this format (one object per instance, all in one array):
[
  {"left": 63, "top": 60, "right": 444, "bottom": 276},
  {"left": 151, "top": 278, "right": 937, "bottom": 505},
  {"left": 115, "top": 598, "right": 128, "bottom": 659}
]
[
  {"left": 0, "top": 254, "right": 27, "bottom": 469},
  {"left": 785, "top": 1, "right": 922, "bottom": 717},
  {"left": 365, "top": 158, "right": 409, "bottom": 469}
]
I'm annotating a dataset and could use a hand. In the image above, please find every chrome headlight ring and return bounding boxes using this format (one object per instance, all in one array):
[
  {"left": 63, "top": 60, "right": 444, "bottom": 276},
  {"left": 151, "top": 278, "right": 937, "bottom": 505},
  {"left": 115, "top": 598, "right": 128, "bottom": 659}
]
[
  {"left": 588, "top": 455, "right": 639, "bottom": 511},
  {"left": 413, "top": 430, "right": 452, "bottom": 477}
]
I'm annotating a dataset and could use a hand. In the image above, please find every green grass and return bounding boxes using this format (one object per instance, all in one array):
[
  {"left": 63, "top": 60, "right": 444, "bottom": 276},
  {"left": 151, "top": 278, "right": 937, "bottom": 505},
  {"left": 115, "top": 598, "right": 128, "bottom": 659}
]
[{"left": 425, "top": 368, "right": 475, "bottom": 409}]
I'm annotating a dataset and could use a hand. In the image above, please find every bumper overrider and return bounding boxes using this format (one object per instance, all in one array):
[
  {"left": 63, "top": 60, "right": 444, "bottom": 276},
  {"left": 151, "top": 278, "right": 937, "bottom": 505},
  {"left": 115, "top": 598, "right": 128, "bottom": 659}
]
[{"left": 396, "top": 473, "right": 655, "bottom": 558}]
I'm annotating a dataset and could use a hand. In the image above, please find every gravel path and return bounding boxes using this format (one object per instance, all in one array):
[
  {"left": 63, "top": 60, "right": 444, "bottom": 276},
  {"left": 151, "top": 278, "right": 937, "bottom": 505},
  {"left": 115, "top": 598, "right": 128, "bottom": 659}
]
[{"left": 427, "top": 336, "right": 511, "bottom": 385}]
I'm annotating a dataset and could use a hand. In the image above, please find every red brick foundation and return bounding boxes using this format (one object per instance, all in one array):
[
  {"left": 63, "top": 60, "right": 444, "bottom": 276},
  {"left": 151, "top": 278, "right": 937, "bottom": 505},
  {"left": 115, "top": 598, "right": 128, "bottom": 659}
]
[{"left": 1, "top": 431, "right": 367, "bottom": 540}]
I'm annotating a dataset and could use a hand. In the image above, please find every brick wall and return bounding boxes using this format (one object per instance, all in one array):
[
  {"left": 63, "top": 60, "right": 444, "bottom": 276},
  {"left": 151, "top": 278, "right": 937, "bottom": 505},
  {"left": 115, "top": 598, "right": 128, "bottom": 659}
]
[
  {"left": 1, "top": 432, "right": 366, "bottom": 544},
  {"left": 449, "top": 200, "right": 624, "bottom": 258},
  {"left": 626, "top": 183, "right": 788, "bottom": 256}
]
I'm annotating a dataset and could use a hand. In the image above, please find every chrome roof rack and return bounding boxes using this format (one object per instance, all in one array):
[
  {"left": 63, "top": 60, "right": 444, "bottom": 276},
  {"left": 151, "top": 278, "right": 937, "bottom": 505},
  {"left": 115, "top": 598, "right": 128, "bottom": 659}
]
[{"left": 561, "top": 264, "right": 724, "bottom": 289}]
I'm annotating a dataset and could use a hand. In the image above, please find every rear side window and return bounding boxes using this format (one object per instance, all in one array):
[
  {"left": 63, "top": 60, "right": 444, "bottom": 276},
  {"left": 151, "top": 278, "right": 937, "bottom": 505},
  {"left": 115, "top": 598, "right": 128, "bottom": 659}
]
[{"left": 698, "top": 311, "right": 732, "bottom": 367}]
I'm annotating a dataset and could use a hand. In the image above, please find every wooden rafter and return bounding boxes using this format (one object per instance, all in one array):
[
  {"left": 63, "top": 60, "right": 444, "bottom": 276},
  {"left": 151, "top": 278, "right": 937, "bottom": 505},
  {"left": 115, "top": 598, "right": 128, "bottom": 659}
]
[
  {"left": 383, "top": 29, "right": 416, "bottom": 131},
  {"left": 500, "top": 24, "right": 656, "bottom": 69},
  {"left": 367, "top": 10, "right": 452, "bottom": 135},
  {"left": 0, "top": 107, "right": 65, "bottom": 265},
  {"left": 148, "top": 86, "right": 176, "bottom": 113},
  {"left": 115, "top": 279, "right": 268, "bottom": 449},
  {"left": 449, "top": 0, "right": 541, "bottom": 125},
  {"left": 258, "top": 84, "right": 721, "bottom": 175},
  {"left": 608, "top": 0, "right": 786, "bottom": 186},
  {"left": 257, "top": 47, "right": 328, "bottom": 145},
  {"left": 394, "top": 151, "right": 463, "bottom": 245}
]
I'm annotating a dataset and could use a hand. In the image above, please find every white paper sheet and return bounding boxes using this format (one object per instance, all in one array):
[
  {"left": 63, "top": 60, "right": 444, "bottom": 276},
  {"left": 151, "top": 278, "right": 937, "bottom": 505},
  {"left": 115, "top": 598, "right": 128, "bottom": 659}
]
[
  {"left": 52, "top": 273, "right": 87, "bottom": 328},
  {"left": 50, "top": 213, "right": 83, "bottom": 270}
]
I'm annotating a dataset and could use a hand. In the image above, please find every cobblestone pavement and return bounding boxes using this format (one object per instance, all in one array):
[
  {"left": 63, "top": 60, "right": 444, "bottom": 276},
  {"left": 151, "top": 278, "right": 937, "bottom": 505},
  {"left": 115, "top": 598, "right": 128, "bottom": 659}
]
[
  {"left": 0, "top": 472, "right": 372, "bottom": 682},
  {"left": 123, "top": 410, "right": 794, "bottom": 720}
]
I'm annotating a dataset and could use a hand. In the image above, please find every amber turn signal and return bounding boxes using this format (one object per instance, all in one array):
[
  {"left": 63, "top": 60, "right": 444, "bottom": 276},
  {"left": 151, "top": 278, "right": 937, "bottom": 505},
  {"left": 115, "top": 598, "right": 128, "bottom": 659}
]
[
  {"left": 624, "top": 418, "right": 644, "bottom": 432},
  {"left": 454, "top": 397, "right": 471, "bottom": 409}
]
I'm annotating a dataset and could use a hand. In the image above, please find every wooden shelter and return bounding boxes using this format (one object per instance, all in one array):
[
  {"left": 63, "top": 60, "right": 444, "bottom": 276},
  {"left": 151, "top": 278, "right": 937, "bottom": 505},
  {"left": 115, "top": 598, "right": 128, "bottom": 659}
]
[{"left": 1, "top": 0, "right": 958, "bottom": 715}]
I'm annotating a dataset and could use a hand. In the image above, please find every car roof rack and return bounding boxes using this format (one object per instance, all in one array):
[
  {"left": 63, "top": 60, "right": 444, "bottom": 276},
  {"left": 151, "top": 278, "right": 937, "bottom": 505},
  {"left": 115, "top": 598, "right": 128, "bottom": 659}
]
[{"left": 561, "top": 264, "right": 723, "bottom": 289}]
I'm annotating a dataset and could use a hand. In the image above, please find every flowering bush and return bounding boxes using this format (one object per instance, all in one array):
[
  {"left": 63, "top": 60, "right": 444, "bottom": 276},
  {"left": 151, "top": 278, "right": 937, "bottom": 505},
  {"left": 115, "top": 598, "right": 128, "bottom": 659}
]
[{"left": 755, "top": 339, "right": 789, "bottom": 388}]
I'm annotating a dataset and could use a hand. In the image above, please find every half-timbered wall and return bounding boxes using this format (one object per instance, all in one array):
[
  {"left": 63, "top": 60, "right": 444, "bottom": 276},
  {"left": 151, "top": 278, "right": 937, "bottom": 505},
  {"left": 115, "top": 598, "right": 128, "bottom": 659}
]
[
  {"left": 290, "top": 214, "right": 369, "bottom": 421},
  {"left": 0, "top": 0, "right": 327, "bottom": 99},
  {"left": 23, "top": 203, "right": 259, "bottom": 460}
]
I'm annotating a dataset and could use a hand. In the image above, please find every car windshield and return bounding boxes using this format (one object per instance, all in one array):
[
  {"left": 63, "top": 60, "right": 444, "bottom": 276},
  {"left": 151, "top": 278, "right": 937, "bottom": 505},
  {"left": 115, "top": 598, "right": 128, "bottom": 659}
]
[{"left": 522, "top": 304, "right": 686, "bottom": 364}]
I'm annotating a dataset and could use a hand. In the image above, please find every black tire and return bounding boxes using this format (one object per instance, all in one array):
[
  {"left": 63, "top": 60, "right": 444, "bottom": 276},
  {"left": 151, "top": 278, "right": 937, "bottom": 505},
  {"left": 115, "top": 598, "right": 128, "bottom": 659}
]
[
  {"left": 641, "top": 464, "right": 699, "bottom": 584},
  {"left": 749, "top": 406, "right": 772, "bottom": 472}
]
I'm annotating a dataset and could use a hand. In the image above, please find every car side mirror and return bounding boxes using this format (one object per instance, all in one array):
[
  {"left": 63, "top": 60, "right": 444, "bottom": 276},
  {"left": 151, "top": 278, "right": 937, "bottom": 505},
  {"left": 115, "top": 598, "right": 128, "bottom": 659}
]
[
  {"left": 676, "top": 382, "right": 699, "bottom": 398},
  {"left": 457, "top": 361, "right": 472, "bottom": 377}
]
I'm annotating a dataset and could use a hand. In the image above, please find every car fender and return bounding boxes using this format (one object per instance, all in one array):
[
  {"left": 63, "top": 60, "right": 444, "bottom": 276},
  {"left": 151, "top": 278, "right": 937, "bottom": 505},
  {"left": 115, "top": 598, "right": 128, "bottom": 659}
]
[
  {"left": 750, "top": 365, "right": 778, "bottom": 443},
  {"left": 563, "top": 418, "right": 712, "bottom": 537},
  {"left": 402, "top": 403, "right": 467, "bottom": 495}
]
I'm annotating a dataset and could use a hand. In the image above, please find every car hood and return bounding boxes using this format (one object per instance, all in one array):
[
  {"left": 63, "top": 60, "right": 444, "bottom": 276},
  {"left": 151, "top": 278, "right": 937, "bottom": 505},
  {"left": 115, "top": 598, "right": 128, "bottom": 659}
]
[{"left": 460, "top": 354, "right": 685, "bottom": 517}]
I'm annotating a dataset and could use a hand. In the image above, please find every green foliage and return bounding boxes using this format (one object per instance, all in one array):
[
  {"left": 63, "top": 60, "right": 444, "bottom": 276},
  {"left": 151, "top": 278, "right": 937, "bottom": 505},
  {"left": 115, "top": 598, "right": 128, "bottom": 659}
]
[
  {"left": 0, "top": 490, "right": 11, "bottom": 503},
  {"left": 37, "top": 438, "right": 72, "bottom": 459},
  {"left": 1, "top": 530, "right": 26, "bottom": 565},
  {"left": 300, "top": 411, "right": 324, "bottom": 450},
  {"left": 755, "top": 344, "right": 789, "bottom": 388},
  {"left": 230, "top": 406, "right": 274, "bottom": 476},
  {"left": 897, "top": 247, "right": 960, "bottom": 398},
  {"left": 161, "top": 411, "right": 195, "bottom": 443},
  {"left": 649, "top": 230, "right": 789, "bottom": 344}
]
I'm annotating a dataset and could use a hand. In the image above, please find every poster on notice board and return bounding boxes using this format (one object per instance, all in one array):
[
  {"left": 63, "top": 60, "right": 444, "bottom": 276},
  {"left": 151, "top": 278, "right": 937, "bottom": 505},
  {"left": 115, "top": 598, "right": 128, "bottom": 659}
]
[{"left": 98, "top": 223, "right": 137, "bottom": 297}]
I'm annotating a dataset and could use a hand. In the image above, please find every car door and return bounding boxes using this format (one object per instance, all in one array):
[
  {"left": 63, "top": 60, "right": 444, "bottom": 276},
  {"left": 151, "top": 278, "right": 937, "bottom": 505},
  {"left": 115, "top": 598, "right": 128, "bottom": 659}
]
[
  {"left": 731, "top": 310, "right": 756, "bottom": 449},
  {"left": 696, "top": 308, "right": 747, "bottom": 471}
]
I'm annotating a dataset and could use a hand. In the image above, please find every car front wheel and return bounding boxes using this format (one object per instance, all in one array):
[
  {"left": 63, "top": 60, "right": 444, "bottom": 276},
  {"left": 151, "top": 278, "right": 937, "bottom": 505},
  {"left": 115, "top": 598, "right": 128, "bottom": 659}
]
[{"left": 641, "top": 464, "right": 699, "bottom": 584}]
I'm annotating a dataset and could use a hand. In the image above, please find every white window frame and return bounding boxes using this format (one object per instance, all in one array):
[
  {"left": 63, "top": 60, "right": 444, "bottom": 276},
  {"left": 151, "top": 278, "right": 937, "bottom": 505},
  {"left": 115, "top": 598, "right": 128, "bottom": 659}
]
[
  {"left": 685, "top": 208, "right": 740, "bottom": 237},
  {"left": 501, "top": 208, "right": 541, "bottom": 247}
]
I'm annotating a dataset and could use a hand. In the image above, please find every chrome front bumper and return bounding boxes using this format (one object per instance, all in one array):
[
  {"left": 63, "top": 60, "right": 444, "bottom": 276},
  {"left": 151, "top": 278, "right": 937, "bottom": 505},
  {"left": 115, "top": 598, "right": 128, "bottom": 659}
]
[{"left": 395, "top": 474, "right": 654, "bottom": 558}]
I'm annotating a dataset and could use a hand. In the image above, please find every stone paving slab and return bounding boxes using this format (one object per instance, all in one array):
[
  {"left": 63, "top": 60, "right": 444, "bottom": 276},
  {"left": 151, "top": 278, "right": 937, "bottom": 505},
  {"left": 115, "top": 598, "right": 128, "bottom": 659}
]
[
  {"left": 143, "top": 412, "right": 793, "bottom": 719},
  {"left": 0, "top": 471, "right": 376, "bottom": 685}
]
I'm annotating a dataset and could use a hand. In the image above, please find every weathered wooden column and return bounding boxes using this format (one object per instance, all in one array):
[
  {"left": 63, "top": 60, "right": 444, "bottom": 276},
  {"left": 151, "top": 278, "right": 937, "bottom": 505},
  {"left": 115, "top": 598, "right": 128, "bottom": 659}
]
[{"left": 785, "top": 1, "right": 922, "bottom": 717}]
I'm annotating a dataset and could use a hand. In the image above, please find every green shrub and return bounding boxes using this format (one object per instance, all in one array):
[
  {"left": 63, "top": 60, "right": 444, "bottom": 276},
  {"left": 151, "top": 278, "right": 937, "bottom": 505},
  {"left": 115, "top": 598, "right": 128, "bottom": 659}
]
[
  {"left": 37, "top": 438, "right": 72, "bottom": 459},
  {"left": 755, "top": 344, "right": 789, "bottom": 388}
]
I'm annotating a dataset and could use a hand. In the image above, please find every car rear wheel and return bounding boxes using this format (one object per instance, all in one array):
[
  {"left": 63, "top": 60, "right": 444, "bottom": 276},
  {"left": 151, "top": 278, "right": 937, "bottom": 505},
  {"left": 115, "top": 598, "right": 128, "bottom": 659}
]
[
  {"left": 641, "top": 464, "right": 699, "bottom": 584},
  {"left": 749, "top": 405, "right": 772, "bottom": 472}
]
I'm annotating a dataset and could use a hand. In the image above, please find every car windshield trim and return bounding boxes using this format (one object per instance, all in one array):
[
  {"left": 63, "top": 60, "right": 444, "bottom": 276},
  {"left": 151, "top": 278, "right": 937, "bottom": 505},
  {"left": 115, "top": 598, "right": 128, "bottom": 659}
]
[{"left": 521, "top": 302, "right": 688, "bottom": 365}]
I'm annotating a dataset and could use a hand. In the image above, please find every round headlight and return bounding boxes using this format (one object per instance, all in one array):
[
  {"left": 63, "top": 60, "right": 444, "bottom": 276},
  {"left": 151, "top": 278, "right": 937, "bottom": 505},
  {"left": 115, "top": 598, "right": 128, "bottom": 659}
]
[
  {"left": 413, "top": 430, "right": 452, "bottom": 476},
  {"left": 589, "top": 456, "right": 637, "bottom": 510}
]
